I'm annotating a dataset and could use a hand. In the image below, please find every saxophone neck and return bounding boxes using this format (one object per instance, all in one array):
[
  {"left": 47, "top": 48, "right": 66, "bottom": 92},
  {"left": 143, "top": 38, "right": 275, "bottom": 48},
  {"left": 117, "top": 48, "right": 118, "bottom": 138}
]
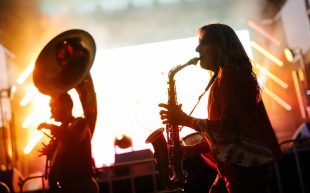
[{"left": 168, "top": 57, "right": 200, "bottom": 80}]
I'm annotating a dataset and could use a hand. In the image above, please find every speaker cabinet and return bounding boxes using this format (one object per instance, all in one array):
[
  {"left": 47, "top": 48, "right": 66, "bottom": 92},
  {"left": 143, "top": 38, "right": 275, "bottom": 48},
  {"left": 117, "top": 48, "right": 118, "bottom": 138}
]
[
  {"left": 0, "top": 168, "right": 24, "bottom": 193},
  {"left": 96, "top": 150, "right": 157, "bottom": 193}
]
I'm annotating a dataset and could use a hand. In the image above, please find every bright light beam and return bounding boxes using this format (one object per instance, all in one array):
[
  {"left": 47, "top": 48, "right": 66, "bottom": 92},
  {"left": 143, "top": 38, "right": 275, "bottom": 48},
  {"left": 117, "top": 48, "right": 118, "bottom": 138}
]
[
  {"left": 24, "top": 131, "right": 43, "bottom": 154},
  {"left": 20, "top": 85, "right": 38, "bottom": 106},
  {"left": 248, "top": 20, "right": 281, "bottom": 46},
  {"left": 263, "top": 87, "right": 292, "bottom": 110},
  {"left": 255, "top": 62, "right": 288, "bottom": 89},
  {"left": 292, "top": 70, "right": 307, "bottom": 118},
  {"left": 22, "top": 112, "right": 36, "bottom": 129},
  {"left": 251, "top": 41, "right": 283, "bottom": 67},
  {"left": 17, "top": 62, "right": 35, "bottom": 84}
]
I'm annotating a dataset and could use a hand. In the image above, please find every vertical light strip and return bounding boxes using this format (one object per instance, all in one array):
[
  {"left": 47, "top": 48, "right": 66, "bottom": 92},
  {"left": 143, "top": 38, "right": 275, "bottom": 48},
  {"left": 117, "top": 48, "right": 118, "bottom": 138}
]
[
  {"left": 248, "top": 20, "right": 281, "bottom": 46},
  {"left": 251, "top": 41, "right": 283, "bottom": 66},
  {"left": 292, "top": 70, "right": 307, "bottom": 118}
]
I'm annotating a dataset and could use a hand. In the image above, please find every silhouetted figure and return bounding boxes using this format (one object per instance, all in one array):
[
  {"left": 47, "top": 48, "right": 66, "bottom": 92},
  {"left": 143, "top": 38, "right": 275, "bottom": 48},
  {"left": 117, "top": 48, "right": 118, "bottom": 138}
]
[
  {"left": 38, "top": 93, "right": 98, "bottom": 193},
  {"left": 159, "top": 23, "right": 283, "bottom": 193}
]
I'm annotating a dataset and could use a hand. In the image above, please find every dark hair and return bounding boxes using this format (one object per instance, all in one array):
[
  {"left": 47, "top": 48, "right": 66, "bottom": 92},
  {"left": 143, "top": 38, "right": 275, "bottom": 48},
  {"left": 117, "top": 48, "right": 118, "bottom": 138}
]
[
  {"left": 198, "top": 23, "right": 251, "bottom": 67},
  {"left": 198, "top": 23, "right": 260, "bottom": 106}
]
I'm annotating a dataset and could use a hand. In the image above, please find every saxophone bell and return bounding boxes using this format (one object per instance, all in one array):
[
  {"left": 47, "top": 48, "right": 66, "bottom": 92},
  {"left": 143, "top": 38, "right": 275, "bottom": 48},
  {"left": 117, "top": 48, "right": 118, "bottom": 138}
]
[{"left": 145, "top": 128, "right": 170, "bottom": 190}]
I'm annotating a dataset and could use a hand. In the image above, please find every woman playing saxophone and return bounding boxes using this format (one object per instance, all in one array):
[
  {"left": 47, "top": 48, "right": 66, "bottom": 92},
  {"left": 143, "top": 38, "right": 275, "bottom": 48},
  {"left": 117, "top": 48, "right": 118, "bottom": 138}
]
[{"left": 159, "top": 23, "right": 283, "bottom": 193}]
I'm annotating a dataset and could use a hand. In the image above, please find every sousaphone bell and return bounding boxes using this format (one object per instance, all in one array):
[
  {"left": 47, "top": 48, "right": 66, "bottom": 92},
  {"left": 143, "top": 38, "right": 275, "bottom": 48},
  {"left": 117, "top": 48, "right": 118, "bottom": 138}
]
[{"left": 33, "top": 29, "right": 97, "bottom": 135}]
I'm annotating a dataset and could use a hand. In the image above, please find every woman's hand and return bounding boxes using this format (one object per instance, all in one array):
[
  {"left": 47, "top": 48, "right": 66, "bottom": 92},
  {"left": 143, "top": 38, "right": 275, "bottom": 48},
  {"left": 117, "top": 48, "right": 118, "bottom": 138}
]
[{"left": 158, "top": 103, "right": 192, "bottom": 127}]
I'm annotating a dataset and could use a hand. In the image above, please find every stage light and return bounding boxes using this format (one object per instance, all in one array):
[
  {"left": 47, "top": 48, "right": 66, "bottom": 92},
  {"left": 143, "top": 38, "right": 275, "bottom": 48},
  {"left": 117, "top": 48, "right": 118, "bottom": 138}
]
[
  {"left": 24, "top": 131, "right": 43, "bottom": 154},
  {"left": 263, "top": 87, "right": 292, "bottom": 111},
  {"left": 17, "top": 62, "right": 34, "bottom": 84},
  {"left": 284, "top": 47, "right": 294, "bottom": 63},
  {"left": 251, "top": 41, "right": 284, "bottom": 66},
  {"left": 248, "top": 20, "right": 281, "bottom": 46},
  {"left": 19, "top": 85, "right": 37, "bottom": 106},
  {"left": 284, "top": 48, "right": 304, "bottom": 66},
  {"left": 255, "top": 62, "right": 288, "bottom": 89},
  {"left": 292, "top": 70, "right": 308, "bottom": 119}
]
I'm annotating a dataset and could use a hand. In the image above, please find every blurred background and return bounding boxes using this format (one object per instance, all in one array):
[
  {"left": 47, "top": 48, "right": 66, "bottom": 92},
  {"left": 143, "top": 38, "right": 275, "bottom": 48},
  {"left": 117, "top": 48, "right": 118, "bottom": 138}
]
[{"left": 1, "top": 0, "right": 310, "bottom": 192}]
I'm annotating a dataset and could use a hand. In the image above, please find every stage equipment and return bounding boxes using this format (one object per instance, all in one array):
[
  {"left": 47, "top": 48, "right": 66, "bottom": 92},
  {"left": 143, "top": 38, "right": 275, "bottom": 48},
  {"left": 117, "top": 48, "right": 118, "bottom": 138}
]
[
  {"left": 114, "top": 134, "right": 133, "bottom": 150},
  {"left": 145, "top": 57, "right": 199, "bottom": 192},
  {"left": 33, "top": 29, "right": 97, "bottom": 135},
  {"left": 0, "top": 168, "right": 24, "bottom": 193},
  {"left": 181, "top": 132, "right": 204, "bottom": 146}
]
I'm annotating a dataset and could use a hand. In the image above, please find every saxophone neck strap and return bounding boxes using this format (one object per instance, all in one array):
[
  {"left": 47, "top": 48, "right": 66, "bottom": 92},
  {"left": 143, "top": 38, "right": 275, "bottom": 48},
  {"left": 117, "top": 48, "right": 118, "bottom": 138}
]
[{"left": 189, "top": 72, "right": 218, "bottom": 116}]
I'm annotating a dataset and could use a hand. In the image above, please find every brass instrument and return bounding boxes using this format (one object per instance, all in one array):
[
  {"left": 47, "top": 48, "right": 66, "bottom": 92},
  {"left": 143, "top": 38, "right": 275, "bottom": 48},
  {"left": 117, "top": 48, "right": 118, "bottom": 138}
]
[
  {"left": 146, "top": 57, "right": 199, "bottom": 192},
  {"left": 32, "top": 29, "right": 98, "bottom": 191},
  {"left": 33, "top": 29, "right": 97, "bottom": 135}
]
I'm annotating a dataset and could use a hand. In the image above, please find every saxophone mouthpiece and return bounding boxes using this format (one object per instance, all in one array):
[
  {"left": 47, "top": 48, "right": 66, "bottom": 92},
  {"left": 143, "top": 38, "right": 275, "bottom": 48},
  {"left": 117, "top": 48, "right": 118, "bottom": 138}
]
[{"left": 189, "top": 57, "right": 200, "bottom": 65}]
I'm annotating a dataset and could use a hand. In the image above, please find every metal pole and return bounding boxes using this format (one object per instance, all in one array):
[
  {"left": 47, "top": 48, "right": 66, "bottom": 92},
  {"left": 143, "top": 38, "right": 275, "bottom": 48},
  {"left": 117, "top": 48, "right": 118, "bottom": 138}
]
[
  {"left": 295, "top": 49, "right": 310, "bottom": 118},
  {"left": 279, "top": 139, "right": 307, "bottom": 193},
  {"left": 292, "top": 141, "right": 305, "bottom": 193},
  {"left": 0, "top": 89, "right": 9, "bottom": 169},
  {"left": 8, "top": 87, "right": 18, "bottom": 168},
  {"left": 273, "top": 162, "right": 283, "bottom": 193}
]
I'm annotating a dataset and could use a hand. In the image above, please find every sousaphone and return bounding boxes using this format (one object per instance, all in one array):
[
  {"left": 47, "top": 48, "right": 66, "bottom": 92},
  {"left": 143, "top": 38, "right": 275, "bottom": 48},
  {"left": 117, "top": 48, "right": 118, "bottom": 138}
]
[{"left": 33, "top": 29, "right": 97, "bottom": 136}]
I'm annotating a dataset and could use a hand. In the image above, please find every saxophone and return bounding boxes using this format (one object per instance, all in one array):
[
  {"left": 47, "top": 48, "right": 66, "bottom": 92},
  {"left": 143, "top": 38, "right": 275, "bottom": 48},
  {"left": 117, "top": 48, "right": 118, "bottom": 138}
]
[{"left": 146, "top": 57, "right": 200, "bottom": 192}]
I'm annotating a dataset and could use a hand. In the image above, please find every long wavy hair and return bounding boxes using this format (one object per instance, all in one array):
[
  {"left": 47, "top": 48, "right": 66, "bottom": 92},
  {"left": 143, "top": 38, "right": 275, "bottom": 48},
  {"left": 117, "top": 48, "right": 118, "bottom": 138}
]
[{"left": 197, "top": 23, "right": 260, "bottom": 109}]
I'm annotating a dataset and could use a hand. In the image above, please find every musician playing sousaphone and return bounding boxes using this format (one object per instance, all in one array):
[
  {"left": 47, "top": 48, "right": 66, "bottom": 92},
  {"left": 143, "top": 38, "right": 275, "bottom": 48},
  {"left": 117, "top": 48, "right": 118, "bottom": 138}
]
[{"left": 33, "top": 30, "right": 98, "bottom": 193}]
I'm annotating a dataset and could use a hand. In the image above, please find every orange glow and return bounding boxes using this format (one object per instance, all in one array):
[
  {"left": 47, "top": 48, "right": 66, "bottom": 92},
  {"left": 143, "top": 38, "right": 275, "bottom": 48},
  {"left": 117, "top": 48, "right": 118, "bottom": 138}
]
[
  {"left": 284, "top": 48, "right": 294, "bottom": 63},
  {"left": 22, "top": 112, "right": 36, "bottom": 128},
  {"left": 292, "top": 70, "right": 307, "bottom": 118},
  {"left": 255, "top": 62, "right": 288, "bottom": 88},
  {"left": 10, "top": 86, "right": 16, "bottom": 99},
  {"left": 262, "top": 87, "right": 292, "bottom": 111},
  {"left": 20, "top": 85, "right": 37, "bottom": 106},
  {"left": 17, "top": 62, "right": 34, "bottom": 84},
  {"left": 22, "top": 91, "right": 81, "bottom": 155},
  {"left": 254, "top": 61, "right": 291, "bottom": 111},
  {"left": 20, "top": 31, "right": 251, "bottom": 167},
  {"left": 24, "top": 131, "right": 43, "bottom": 154},
  {"left": 298, "top": 69, "right": 305, "bottom": 82},
  {"left": 23, "top": 119, "right": 61, "bottom": 155},
  {"left": 21, "top": 93, "right": 51, "bottom": 128},
  {"left": 248, "top": 20, "right": 281, "bottom": 46},
  {"left": 251, "top": 41, "right": 283, "bottom": 66}
]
